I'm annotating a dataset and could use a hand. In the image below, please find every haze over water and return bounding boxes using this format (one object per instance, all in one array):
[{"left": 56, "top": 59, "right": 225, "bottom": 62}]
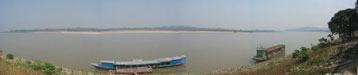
[{"left": 0, "top": 32, "right": 328, "bottom": 74}]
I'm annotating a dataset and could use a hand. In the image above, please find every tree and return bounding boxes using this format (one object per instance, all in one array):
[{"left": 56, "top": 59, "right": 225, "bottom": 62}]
[
  {"left": 328, "top": 9, "right": 357, "bottom": 37},
  {"left": 356, "top": 0, "right": 358, "bottom": 12},
  {"left": 355, "top": 0, "right": 358, "bottom": 34}
]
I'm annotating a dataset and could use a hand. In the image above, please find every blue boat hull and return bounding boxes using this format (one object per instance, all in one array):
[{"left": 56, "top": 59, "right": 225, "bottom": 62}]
[{"left": 91, "top": 63, "right": 114, "bottom": 69}]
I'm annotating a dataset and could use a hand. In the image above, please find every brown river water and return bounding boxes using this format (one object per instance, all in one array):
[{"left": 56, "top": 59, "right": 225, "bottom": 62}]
[{"left": 0, "top": 32, "right": 328, "bottom": 74}]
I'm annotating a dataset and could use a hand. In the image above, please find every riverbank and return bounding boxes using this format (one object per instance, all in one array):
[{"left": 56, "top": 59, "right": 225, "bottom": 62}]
[
  {"left": 0, "top": 57, "right": 43, "bottom": 75},
  {"left": 196, "top": 54, "right": 293, "bottom": 74},
  {"left": 0, "top": 54, "right": 110, "bottom": 75},
  {"left": 198, "top": 38, "right": 358, "bottom": 75}
]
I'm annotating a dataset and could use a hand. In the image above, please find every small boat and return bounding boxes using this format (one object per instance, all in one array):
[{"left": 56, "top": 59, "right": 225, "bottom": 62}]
[
  {"left": 253, "top": 44, "right": 285, "bottom": 61},
  {"left": 91, "top": 55, "right": 186, "bottom": 69}
]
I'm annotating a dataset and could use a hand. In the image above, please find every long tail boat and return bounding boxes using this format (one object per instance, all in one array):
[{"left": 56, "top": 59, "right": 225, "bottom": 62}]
[{"left": 91, "top": 55, "right": 186, "bottom": 69}]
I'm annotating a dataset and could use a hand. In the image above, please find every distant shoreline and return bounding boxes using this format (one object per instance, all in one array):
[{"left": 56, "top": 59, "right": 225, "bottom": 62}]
[
  {"left": 7, "top": 30, "right": 331, "bottom": 34},
  {"left": 8, "top": 26, "right": 276, "bottom": 34},
  {"left": 30, "top": 30, "right": 251, "bottom": 34}
]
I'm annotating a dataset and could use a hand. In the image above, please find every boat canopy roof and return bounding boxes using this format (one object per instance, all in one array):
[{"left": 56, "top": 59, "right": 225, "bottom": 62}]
[
  {"left": 266, "top": 44, "right": 285, "bottom": 52},
  {"left": 100, "top": 55, "right": 186, "bottom": 65},
  {"left": 100, "top": 60, "right": 116, "bottom": 63}
]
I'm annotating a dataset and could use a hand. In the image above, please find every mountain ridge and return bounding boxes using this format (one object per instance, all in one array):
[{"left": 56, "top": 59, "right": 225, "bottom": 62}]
[{"left": 285, "top": 27, "right": 330, "bottom": 32}]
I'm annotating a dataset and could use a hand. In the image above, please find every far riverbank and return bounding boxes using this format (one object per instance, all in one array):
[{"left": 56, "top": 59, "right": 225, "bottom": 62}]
[{"left": 31, "top": 30, "right": 249, "bottom": 34}]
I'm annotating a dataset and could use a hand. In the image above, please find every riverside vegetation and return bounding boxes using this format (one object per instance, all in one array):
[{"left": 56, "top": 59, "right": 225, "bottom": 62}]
[
  {"left": 197, "top": 37, "right": 358, "bottom": 75},
  {"left": 0, "top": 50, "right": 110, "bottom": 75},
  {"left": 0, "top": 50, "right": 62, "bottom": 75},
  {"left": 0, "top": 49, "right": 43, "bottom": 75},
  {"left": 198, "top": 1, "right": 358, "bottom": 74}
]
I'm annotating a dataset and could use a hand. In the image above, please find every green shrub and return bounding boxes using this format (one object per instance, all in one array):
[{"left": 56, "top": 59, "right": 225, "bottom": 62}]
[
  {"left": 31, "top": 60, "right": 44, "bottom": 70},
  {"left": 292, "top": 49, "right": 300, "bottom": 58},
  {"left": 0, "top": 49, "right": 2, "bottom": 54},
  {"left": 318, "top": 37, "right": 328, "bottom": 47},
  {"left": 311, "top": 45, "right": 319, "bottom": 51},
  {"left": 6, "top": 54, "right": 14, "bottom": 59},
  {"left": 42, "top": 62, "right": 57, "bottom": 74},
  {"left": 56, "top": 68, "right": 63, "bottom": 74},
  {"left": 292, "top": 47, "right": 310, "bottom": 62},
  {"left": 30, "top": 60, "right": 62, "bottom": 74},
  {"left": 308, "top": 58, "right": 321, "bottom": 66}
]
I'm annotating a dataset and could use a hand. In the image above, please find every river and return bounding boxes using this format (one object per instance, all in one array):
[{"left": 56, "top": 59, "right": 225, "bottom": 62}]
[{"left": 0, "top": 32, "right": 328, "bottom": 74}]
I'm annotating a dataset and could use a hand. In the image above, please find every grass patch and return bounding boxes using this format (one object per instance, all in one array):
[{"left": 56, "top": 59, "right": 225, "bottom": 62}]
[
  {"left": 235, "top": 59, "right": 298, "bottom": 75},
  {"left": 0, "top": 58, "right": 43, "bottom": 75},
  {"left": 289, "top": 67, "right": 335, "bottom": 75}
]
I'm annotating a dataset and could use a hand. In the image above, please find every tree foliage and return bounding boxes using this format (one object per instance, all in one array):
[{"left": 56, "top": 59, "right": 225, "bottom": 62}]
[
  {"left": 327, "top": 34, "right": 334, "bottom": 41},
  {"left": 318, "top": 37, "right": 328, "bottom": 47},
  {"left": 319, "top": 37, "right": 328, "bottom": 44},
  {"left": 356, "top": 0, "right": 358, "bottom": 11},
  {"left": 328, "top": 9, "right": 358, "bottom": 37}
]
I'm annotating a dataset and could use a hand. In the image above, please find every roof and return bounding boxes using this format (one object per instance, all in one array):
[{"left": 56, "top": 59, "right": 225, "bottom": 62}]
[
  {"left": 100, "top": 55, "right": 186, "bottom": 65},
  {"left": 115, "top": 60, "right": 159, "bottom": 65},
  {"left": 100, "top": 60, "right": 116, "bottom": 63},
  {"left": 265, "top": 44, "right": 285, "bottom": 52},
  {"left": 155, "top": 55, "right": 186, "bottom": 62}
]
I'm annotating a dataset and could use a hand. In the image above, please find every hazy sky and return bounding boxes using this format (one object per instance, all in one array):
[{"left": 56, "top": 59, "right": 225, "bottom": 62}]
[{"left": 0, "top": 0, "right": 356, "bottom": 31}]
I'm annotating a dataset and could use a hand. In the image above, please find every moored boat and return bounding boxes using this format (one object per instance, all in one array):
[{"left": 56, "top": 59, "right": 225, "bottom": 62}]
[
  {"left": 91, "top": 55, "right": 186, "bottom": 69},
  {"left": 253, "top": 44, "right": 285, "bottom": 61}
]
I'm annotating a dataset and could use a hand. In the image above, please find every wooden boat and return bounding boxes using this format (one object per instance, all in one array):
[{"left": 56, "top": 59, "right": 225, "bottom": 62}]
[
  {"left": 91, "top": 55, "right": 186, "bottom": 69},
  {"left": 253, "top": 44, "right": 285, "bottom": 61}
]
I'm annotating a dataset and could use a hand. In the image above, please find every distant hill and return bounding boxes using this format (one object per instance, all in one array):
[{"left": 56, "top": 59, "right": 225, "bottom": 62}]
[
  {"left": 285, "top": 27, "right": 330, "bottom": 32},
  {"left": 9, "top": 26, "right": 276, "bottom": 33}
]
